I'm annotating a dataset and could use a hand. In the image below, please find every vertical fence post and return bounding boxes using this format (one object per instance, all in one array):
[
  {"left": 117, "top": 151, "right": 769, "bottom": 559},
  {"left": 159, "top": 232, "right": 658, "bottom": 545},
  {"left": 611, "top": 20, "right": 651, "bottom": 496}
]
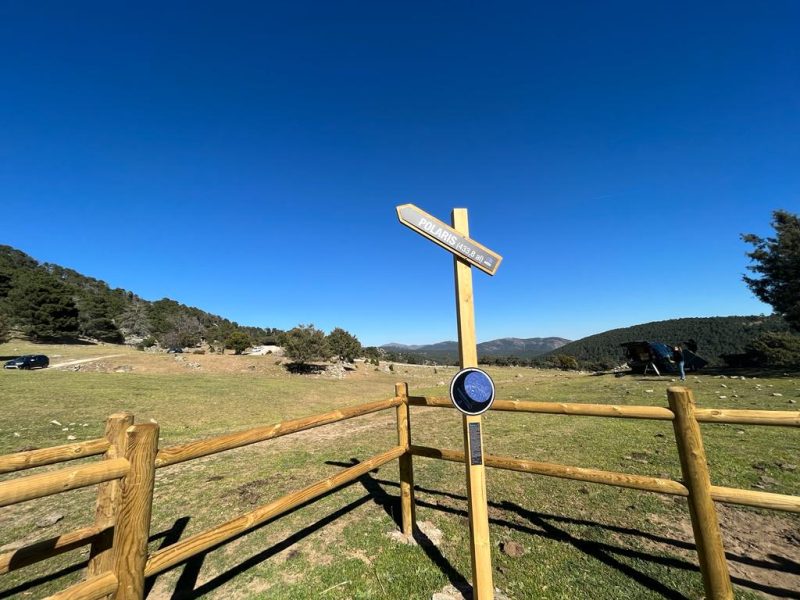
[
  {"left": 112, "top": 423, "right": 159, "bottom": 600},
  {"left": 395, "top": 382, "right": 416, "bottom": 537},
  {"left": 88, "top": 412, "right": 135, "bottom": 579},
  {"left": 668, "top": 387, "right": 733, "bottom": 600}
]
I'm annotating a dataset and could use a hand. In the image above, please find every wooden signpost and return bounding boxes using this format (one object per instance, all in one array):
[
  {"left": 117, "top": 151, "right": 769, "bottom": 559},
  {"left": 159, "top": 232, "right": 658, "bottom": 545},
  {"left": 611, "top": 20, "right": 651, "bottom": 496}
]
[{"left": 397, "top": 203, "right": 502, "bottom": 600}]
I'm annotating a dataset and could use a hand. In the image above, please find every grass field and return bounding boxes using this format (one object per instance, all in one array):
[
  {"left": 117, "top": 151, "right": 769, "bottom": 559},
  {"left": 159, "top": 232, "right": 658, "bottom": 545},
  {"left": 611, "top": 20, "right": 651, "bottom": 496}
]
[{"left": 1, "top": 341, "right": 798, "bottom": 599}]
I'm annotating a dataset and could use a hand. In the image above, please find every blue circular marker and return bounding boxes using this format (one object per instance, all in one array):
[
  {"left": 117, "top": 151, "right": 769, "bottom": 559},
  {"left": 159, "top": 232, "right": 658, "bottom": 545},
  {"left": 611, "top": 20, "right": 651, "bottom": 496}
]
[{"left": 450, "top": 368, "right": 495, "bottom": 415}]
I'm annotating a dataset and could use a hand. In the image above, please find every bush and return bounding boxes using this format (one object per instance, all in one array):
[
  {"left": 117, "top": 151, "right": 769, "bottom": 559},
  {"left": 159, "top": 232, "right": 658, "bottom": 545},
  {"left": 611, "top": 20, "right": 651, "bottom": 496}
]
[
  {"left": 327, "top": 327, "right": 362, "bottom": 362},
  {"left": 226, "top": 331, "right": 251, "bottom": 355},
  {"left": 280, "top": 324, "right": 330, "bottom": 364},
  {"left": 552, "top": 354, "right": 579, "bottom": 371}
]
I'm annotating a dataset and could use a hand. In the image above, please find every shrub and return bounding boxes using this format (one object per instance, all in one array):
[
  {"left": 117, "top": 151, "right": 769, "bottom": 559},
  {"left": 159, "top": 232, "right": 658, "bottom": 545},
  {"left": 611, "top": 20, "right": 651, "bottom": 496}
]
[
  {"left": 280, "top": 324, "right": 330, "bottom": 364},
  {"left": 552, "top": 354, "right": 579, "bottom": 371},
  {"left": 226, "top": 331, "right": 251, "bottom": 355}
]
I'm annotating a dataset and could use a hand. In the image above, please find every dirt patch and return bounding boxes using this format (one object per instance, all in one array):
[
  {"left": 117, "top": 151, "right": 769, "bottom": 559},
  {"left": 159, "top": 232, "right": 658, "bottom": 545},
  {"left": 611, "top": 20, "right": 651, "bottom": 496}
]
[
  {"left": 235, "top": 479, "right": 270, "bottom": 505},
  {"left": 647, "top": 505, "right": 799, "bottom": 598}
]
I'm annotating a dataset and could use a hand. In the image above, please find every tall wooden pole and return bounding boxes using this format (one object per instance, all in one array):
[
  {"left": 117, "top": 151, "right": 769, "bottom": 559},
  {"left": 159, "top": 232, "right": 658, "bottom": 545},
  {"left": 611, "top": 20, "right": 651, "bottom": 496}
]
[
  {"left": 113, "top": 423, "right": 159, "bottom": 600},
  {"left": 668, "top": 387, "right": 733, "bottom": 599},
  {"left": 395, "top": 382, "right": 416, "bottom": 537},
  {"left": 89, "top": 412, "right": 135, "bottom": 583},
  {"left": 452, "top": 208, "right": 494, "bottom": 599}
]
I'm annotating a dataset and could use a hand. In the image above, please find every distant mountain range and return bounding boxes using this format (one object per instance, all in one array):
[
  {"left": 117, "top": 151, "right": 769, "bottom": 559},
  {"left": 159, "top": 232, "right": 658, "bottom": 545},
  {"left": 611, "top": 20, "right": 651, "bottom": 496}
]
[
  {"left": 381, "top": 315, "right": 792, "bottom": 369},
  {"left": 381, "top": 337, "right": 570, "bottom": 361}
]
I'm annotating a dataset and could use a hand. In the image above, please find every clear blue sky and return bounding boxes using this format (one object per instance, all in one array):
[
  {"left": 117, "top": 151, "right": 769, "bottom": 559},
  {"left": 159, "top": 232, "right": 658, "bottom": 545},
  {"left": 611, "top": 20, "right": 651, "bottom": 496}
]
[{"left": 1, "top": 2, "right": 798, "bottom": 346}]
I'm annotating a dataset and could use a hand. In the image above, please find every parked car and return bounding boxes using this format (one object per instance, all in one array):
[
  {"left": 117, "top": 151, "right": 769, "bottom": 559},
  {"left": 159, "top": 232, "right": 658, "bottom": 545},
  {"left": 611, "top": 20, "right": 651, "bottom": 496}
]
[
  {"left": 166, "top": 348, "right": 183, "bottom": 354},
  {"left": 4, "top": 355, "right": 50, "bottom": 370}
]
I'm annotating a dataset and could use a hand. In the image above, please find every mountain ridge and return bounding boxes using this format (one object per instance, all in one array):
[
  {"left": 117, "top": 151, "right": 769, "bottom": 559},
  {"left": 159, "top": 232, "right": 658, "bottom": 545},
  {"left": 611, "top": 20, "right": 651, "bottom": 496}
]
[{"left": 381, "top": 336, "right": 570, "bottom": 359}]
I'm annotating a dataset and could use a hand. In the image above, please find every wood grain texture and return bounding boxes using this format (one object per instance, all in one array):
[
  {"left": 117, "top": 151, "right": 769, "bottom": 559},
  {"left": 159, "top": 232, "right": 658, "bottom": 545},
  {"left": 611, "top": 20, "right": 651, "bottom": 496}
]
[
  {"left": 411, "top": 444, "right": 690, "bottom": 495},
  {"left": 89, "top": 412, "right": 134, "bottom": 579},
  {"left": 452, "top": 208, "right": 493, "bottom": 600},
  {"left": 0, "top": 524, "right": 106, "bottom": 575},
  {"left": 145, "top": 445, "right": 405, "bottom": 578},
  {"left": 395, "top": 382, "right": 416, "bottom": 536},
  {"left": 42, "top": 571, "right": 118, "bottom": 600},
  {"left": 0, "top": 439, "right": 110, "bottom": 474},
  {"left": 693, "top": 408, "right": 799, "bottom": 427},
  {"left": 112, "top": 424, "right": 159, "bottom": 600},
  {"left": 408, "top": 396, "right": 799, "bottom": 427},
  {"left": 708, "top": 485, "right": 800, "bottom": 513},
  {"left": 155, "top": 397, "right": 401, "bottom": 468},
  {"left": 410, "top": 446, "right": 800, "bottom": 513},
  {"left": 0, "top": 458, "right": 129, "bottom": 508},
  {"left": 668, "top": 387, "right": 733, "bottom": 600}
]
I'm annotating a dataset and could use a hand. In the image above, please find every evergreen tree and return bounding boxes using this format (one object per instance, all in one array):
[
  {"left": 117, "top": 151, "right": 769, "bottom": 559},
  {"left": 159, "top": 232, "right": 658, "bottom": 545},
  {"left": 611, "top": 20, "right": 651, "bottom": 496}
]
[
  {"left": 6, "top": 270, "right": 80, "bottom": 340},
  {"left": 0, "top": 311, "right": 9, "bottom": 343},
  {"left": 742, "top": 332, "right": 800, "bottom": 368},
  {"left": 226, "top": 331, "right": 251, "bottom": 355},
  {"left": 326, "top": 327, "right": 362, "bottom": 362},
  {"left": 742, "top": 210, "right": 800, "bottom": 331},
  {"left": 78, "top": 295, "right": 123, "bottom": 343},
  {"left": 280, "top": 324, "right": 330, "bottom": 364}
]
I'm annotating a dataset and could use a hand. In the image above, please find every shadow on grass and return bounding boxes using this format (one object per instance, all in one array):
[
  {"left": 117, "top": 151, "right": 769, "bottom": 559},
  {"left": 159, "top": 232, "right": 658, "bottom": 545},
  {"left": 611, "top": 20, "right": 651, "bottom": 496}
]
[
  {"left": 4, "top": 464, "right": 796, "bottom": 599},
  {"left": 0, "top": 517, "right": 194, "bottom": 599},
  {"left": 283, "top": 362, "right": 328, "bottom": 375},
  {"left": 147, "top": 479, "right": 377, "bottom": 599},
  {"left": 369, "top": 477, "right": 799, "bottom": 599}
]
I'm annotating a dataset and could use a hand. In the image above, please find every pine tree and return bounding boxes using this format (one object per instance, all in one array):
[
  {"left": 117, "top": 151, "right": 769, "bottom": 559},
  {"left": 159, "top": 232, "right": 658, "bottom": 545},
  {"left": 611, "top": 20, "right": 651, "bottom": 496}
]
[
  {"left": 743, "top": 210, "right": 800, "bottom": 331},
  {"left": 226, "top": 331, "right": 251, "bottom": 355},
  {"left": 6, "top": 270, "right": 80, "bottom": 340},
  {"left": 280, "top": 325, "right": 330, "bottom": 364},
  {"left": 78, "top": 295, "right": 124, "bottom": 343},
  {"left": 326, "top": 327, "right": 362, "bottom": 362}
]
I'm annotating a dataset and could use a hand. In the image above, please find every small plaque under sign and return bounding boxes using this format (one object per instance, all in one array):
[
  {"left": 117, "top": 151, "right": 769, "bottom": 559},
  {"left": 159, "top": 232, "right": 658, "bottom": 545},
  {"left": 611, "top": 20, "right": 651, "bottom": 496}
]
[{"left": 468, "top": 422, "right": 483, "bottom": 465}]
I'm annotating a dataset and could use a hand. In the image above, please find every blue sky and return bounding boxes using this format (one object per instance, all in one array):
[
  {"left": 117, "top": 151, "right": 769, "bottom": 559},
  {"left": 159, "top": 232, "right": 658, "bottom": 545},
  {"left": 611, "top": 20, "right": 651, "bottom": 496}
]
[{"left": 1, "top": 2, "right": 798, "bottom": 346}]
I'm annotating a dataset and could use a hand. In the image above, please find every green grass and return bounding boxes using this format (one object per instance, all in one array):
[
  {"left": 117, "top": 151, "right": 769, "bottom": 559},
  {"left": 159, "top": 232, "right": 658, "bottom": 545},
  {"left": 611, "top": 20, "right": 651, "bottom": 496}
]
[{"left": 1, "top": 342, "right": 798, "bottom": 599}]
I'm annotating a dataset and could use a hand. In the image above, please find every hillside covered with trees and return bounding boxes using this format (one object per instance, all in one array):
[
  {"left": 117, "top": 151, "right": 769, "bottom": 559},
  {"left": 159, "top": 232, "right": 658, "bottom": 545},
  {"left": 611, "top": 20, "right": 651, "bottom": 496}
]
[
  {"left": 535, "top": 315, "right": 791, "bottom": 370},
  {"left": 0, "top": 245, "right": 281, "bottom": 348}
]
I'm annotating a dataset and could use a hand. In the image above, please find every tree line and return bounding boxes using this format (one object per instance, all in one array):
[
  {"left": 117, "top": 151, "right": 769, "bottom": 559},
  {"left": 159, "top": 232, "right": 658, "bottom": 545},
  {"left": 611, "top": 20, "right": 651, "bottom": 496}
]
[
  {"left": 0, "top": 245, "right": 281, "bottom": 349},
  {"left": 2, "top": 209, "right": 797, "bottom": 369}
]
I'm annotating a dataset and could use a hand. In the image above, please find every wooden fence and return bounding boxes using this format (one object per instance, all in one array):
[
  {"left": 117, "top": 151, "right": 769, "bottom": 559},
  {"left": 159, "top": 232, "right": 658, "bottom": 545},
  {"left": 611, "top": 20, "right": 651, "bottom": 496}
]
[{"left": 0, "top": 384, "right": 797, "bottom": 600}]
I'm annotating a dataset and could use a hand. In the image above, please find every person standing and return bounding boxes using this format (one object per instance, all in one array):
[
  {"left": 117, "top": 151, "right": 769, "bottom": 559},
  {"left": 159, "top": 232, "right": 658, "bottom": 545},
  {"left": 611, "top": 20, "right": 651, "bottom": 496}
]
[{"left": 673, "top": 345, "right": 685, "bottom": 381}]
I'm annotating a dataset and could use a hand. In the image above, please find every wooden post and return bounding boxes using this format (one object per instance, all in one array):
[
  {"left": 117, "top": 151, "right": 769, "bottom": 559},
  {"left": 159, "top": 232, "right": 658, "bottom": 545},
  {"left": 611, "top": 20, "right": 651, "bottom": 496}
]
[
  {"left": 89, "top": 412, "right": 134, "bottom": 579},
  {"left": 112, "top": 423, "right": 159, "bottom": 600},
  {"left": 452, "top": 208, "right": 494, "bottom": 599},
  {"left": 668, "top": 387, "right": 733, "bottom": 600},
  {"left": 395, "top": 382, "right": 416, "bottom": 537}
]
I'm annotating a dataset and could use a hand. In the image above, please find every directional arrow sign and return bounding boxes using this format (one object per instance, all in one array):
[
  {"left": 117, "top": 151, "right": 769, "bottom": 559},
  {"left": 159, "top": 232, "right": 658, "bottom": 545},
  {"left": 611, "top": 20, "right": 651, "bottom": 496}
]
[{"left": 396, "top": 204, "right": 503, "bottom": 275}]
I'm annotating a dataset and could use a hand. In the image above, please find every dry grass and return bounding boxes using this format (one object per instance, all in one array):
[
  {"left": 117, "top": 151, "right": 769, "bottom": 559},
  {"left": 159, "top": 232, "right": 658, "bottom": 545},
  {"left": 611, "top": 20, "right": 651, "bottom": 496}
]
[{"left": 1, "top": 340, "right": 798, "bottom": 599}]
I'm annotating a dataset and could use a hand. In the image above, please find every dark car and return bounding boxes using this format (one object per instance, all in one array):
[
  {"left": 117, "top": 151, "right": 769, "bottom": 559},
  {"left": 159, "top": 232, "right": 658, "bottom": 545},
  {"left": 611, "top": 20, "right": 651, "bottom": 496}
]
[{"left": 4, "top": 354, "right": 50, "bottom": 370}]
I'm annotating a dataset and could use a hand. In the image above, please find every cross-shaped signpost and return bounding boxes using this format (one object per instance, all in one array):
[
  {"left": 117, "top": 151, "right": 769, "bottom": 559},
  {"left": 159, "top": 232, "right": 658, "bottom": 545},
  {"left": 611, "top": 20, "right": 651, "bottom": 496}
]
[{"left": 397, "top": 203, "right": 503, "bottom": 600}]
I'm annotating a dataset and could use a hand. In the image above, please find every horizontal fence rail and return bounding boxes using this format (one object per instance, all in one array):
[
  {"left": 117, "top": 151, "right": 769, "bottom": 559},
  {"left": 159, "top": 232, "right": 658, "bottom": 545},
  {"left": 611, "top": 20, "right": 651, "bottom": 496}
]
[
  {"left": 155, "top": 396, "right": 402, "bottom": 468},
  {"left": 0, "top": 524, "right": 106, "bottom": 575},
  {"left": 0, "top": 458, "right": 129, "bottom": 507},
  {"left": 410, "top": 445, "right": 800, "bottom": 513},
  {"left": 408, "top": 396, "right": 800, "bottom": 426},
  {"left": 43, "top": 571, "right": 118, "bottom": 600},
  {"left": 0, "top": 438, "right": 111, "bottom": 475}
]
